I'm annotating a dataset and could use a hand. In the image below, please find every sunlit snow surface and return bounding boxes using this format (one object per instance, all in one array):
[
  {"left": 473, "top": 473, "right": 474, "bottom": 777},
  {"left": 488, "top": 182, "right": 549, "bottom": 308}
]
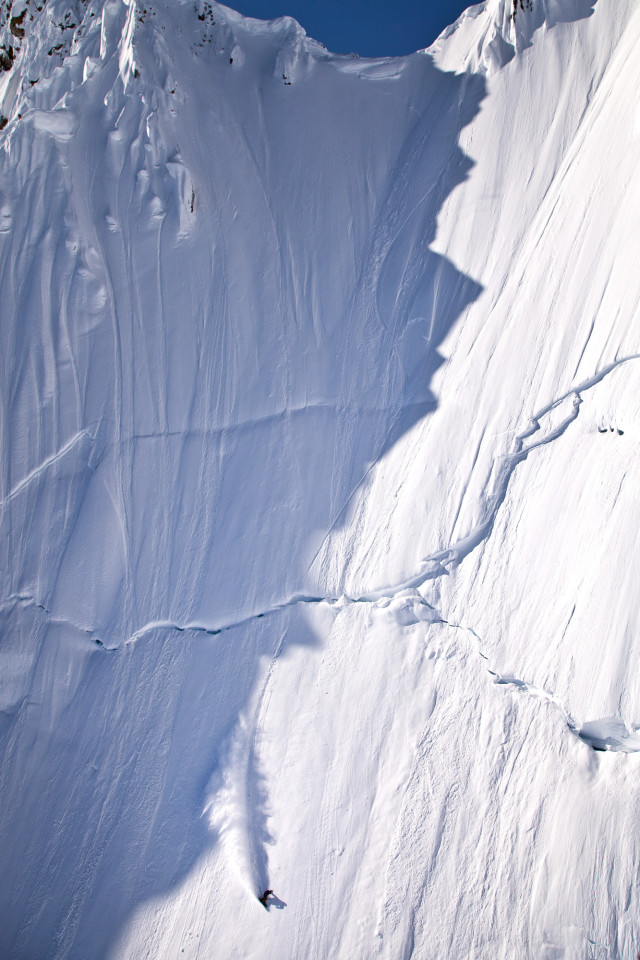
[{"left": 2, "top": 0, "right": 640, "bottom": 956}]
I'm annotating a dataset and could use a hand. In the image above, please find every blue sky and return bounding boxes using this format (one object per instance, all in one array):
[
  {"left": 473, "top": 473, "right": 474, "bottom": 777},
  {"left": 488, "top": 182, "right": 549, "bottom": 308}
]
[{"left": 229, "top": 0, "right": 474, "bottom": 58}]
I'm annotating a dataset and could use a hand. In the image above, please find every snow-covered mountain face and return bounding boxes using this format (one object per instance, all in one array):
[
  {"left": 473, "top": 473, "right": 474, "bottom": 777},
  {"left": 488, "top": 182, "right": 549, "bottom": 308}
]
[{"left": 2, "top": 0, "right": 640, "bottom": 956}]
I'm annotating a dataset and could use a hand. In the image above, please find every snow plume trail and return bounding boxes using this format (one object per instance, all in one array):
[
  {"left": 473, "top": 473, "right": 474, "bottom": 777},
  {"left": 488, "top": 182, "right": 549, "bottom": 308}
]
[
  {"left": 204, "top": 714, "right": 271, "bottom": 899},
  {"left": 203, "top": 632, "right": 287, "bottom": 899}
]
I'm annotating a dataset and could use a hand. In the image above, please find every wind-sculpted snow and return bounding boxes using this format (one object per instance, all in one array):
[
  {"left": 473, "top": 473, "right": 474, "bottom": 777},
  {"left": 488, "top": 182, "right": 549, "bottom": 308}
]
[
  {"left": 0, "top": 0, "right": 488, "bottom": 952},
  {"left": 4, "top": 0, "right": 640, "bottom": 957},
  {"left": 0, "top": 0, "right": 486, "bottom": 637}
]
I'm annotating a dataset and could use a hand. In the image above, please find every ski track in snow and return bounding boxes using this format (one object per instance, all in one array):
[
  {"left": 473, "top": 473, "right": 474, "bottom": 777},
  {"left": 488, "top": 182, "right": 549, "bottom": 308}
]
[
  {"left": 204, "top": 627, "right": 288, "bottom": 898},
  {"left": 0, "top": 430, "right": 96, "bottom": 506}
]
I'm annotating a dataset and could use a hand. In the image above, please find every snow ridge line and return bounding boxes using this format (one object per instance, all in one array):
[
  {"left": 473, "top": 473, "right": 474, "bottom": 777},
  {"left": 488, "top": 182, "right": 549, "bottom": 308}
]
[
  {"left": 119, "top": 595, "right": 330, "bottom": 647},
  {"left": 4, "top": 357, "right": 639, "bottom": 654},
  {"left": 0, "top": 593, "right": 50, "bottom": 615},
  {"left": 6, "top": 585, "right": 639, "bottom": 753},
  {"left": 440, "top": 613, "right": 579, "bottom": 731},
  {"left": 0, "top": 590, "right": 345, "bottom": 649},
  {"left": 437, "top": 613, "right": 640, "bottom": 754},
  {"left": 0, "top": 593, "right": 96, "bottom": 636},
  {"left": 356, "top": 353, "right": 640, "bottom": 601}
]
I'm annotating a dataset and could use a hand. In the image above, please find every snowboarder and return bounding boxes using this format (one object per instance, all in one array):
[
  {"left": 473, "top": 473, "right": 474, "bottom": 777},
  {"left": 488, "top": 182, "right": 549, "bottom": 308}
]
[{"left": 258, "top": 889, "right": 273, "bottom": 909}]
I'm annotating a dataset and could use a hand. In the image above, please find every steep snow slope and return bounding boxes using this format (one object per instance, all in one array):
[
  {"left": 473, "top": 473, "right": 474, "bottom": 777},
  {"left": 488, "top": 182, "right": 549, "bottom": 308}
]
[{"left": 1, "top": 0, "right": 639, "bottom": 957}]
